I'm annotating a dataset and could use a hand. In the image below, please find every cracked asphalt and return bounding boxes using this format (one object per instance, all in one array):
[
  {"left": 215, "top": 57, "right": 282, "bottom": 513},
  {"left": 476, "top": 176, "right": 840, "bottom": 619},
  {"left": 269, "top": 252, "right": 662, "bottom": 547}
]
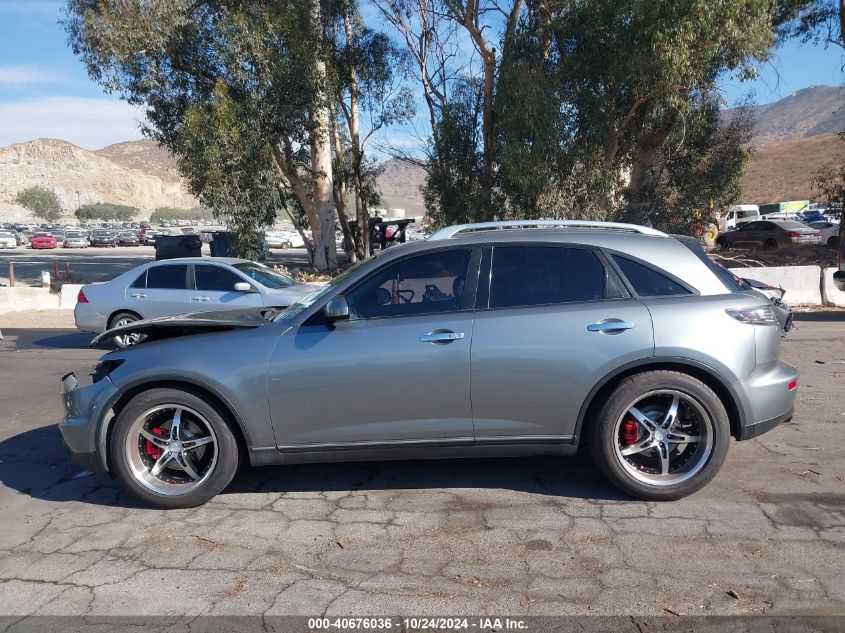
[{"left": 0, "top": 317, "right": 843, "bottom": 617}]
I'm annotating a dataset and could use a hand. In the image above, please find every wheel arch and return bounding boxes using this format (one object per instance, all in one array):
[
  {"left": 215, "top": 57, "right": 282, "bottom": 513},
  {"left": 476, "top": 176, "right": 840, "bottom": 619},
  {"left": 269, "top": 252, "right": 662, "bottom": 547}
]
[
  {"left": 98, "top": 378, "right": 253, "bottom": 474},
  {"left": 107, "top": 308, "right": 144, "bottom": 328},
  {"left": 575, "top": 358, "right": 746, "bottom": 445}
]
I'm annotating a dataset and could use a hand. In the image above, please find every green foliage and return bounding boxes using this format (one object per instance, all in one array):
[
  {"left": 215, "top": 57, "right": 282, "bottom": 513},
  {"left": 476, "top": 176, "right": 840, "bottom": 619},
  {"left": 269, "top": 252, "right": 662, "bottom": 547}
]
[
  {"left": 421, "top": 0, "right": 813, "bottom": 229},
  {"left": 15, "top": 186, "right": 63, "bottom": 223},
  {"left": 75, "top": 202, "right": 138, "bottom": 222},
  {"left": 150, "top": 207, "right": 210, "bottom": 223}
]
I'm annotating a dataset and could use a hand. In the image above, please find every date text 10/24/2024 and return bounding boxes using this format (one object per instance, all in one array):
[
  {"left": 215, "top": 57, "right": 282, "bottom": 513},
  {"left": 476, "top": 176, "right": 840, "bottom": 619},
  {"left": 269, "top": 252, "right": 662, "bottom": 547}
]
[{"left": 307, "top": 618, "right": 529, "bottom": 630}]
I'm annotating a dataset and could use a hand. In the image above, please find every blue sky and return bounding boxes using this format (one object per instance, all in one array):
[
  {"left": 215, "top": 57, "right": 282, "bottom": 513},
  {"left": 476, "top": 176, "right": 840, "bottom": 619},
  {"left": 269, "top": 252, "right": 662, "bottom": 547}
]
[{"left": 0, "top": 0, "right": 843, "bottom": 150}]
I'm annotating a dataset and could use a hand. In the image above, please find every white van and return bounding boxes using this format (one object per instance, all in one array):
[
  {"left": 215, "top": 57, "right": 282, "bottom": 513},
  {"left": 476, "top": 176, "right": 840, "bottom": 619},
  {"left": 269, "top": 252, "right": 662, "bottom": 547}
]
[{"left": 720, "top": 204, "right": 760, "bottom": 231}]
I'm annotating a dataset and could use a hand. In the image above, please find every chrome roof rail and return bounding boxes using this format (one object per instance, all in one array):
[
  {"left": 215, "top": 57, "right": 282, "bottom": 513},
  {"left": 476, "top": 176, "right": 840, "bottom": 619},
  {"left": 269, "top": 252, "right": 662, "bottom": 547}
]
[{"left": 427, "top": 220, "right": 666, "bottom": 240}]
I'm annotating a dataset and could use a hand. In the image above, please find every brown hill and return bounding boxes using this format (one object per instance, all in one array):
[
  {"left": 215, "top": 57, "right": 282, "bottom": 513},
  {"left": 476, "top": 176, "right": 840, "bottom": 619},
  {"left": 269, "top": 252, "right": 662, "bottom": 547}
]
[
  {"left": 741, "top": 132, "right": 843, "bottom": 203},
  {"left": 724, "top": 85, "right": 845, "bottom": 146},
  {"left": 95, "top": 139, "right": 181, "bottom": 180},
  {"left": 377, "top": 158, "right": 427, "bottom": 216},
  {"left": 0, "top": 138, "right": 196, "bottom": 221}
]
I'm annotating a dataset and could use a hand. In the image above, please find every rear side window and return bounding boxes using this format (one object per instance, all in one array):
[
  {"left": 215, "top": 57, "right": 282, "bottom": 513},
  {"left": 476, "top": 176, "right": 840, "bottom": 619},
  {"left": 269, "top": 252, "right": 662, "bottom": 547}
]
[
  {"left": 146, "top": 265, "right": 188, "bottom": 290},
  {"left": 195, "top": 265, "right": 244, "bottom": 292},
  {"left": 489, "top": 246, "right": 609, "bottom": 308},
  {"left": 612, "top": 256, "right": 691, "bottom": 297}
]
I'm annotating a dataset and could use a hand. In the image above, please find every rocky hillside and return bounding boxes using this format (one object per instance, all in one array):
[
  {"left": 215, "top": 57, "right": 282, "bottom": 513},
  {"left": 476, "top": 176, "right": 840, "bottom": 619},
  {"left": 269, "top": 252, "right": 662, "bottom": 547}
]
[
  {"left": 95, "top": 139, "right": 181, "bottom": 180},
  {"left": 0, "top": 138, "right": 196, "bottom": 221},
  {"left": 726, "top": 85, "right": 845, "bottom": 146}
]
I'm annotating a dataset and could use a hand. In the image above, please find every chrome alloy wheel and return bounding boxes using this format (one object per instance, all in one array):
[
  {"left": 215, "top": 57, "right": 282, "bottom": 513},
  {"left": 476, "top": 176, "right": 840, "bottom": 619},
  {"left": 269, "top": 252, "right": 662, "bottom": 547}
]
[
  {"left": 613, "top": 389, "right": 714, "bottom": 486},
  {"left": 124, "top": 405, "right": 218, "bottom": 495},
  {"left": 113, "top": 316, "right": 143, "bottom": 347}
]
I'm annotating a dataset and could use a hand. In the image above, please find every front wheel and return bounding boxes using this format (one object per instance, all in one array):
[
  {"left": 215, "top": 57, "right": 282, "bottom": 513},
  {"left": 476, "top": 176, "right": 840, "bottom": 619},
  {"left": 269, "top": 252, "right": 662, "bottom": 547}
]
[
  {"left": 109, "top": 388, "right": 239, "bottom": 508},
  {"left": 763, "top": 238, "right": 778, "bottom": 250},
  {"left": 590, "top": 371, "right": 730, "bottom": 501}
]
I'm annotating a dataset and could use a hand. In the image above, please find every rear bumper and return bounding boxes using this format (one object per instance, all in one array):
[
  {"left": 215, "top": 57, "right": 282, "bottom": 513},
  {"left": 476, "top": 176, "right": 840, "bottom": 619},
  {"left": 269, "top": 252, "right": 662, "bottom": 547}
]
[
  {"left": 834, "top": 271, "right": 845, "bottom": 292},
  {"left": 734, "top": 360, "right": 798, "bottom": 441},
  {"left": 74, "top": 302, "right": 109, "bottom": 333}
]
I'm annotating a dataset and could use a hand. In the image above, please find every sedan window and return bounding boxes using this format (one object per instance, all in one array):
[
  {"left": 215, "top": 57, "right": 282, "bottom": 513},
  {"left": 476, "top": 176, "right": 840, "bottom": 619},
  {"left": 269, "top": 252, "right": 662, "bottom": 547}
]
[
  {"left": 146, "top": 265, "right": 188, "bottom": 290},
  {"left": 346, "top": 249, "right": 471, "bottom": 319},
  {"left": 195, "top": 265, "right": 245, "bottom": 292},
  {"left": 232, "top": 262, "right": 294, "bottom": 288}
]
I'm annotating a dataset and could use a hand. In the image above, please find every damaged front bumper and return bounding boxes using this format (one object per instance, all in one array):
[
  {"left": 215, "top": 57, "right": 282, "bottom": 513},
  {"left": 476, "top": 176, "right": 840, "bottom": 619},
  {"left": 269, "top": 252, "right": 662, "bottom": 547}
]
[{"left": 59, "top": 368, "right": 118, "bottom": 473}]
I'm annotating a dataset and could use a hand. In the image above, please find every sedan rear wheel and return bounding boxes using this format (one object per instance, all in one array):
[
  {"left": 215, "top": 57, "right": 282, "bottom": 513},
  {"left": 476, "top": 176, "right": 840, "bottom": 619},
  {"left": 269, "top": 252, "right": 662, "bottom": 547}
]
[
  {"left": 109, "top": 388, "right": 239, "bottom": 508},
  {"left": 109, "top": 312, "right": 144, "bottom": 348},
  {"left": 590, "top": 371, "right": 729, "bottom": 500}
]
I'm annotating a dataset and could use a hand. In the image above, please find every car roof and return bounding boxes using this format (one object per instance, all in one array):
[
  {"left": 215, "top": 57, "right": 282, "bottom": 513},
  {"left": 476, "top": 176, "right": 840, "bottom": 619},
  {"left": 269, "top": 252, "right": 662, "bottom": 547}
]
[{"left": 147, "top": 257, "right": 249, "bottom": 265}]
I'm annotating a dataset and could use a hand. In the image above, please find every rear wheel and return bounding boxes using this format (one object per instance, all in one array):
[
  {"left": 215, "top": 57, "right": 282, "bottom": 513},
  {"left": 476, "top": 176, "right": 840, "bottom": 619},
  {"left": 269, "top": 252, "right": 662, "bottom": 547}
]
[
  {"left": 715, "top": 237, "right": 729, "bottom": 250},
  {"left": 590, "top": 371, "right": 730, "bottom": 500},
  {"left": 827, "top": 236, "right": 839, "bottom": 249},
  {"left": 108, "top": 312, "right": 145, "bottom": 348},
  {"left": 109, "top": 388, "right": 239, "bottom": 508}
]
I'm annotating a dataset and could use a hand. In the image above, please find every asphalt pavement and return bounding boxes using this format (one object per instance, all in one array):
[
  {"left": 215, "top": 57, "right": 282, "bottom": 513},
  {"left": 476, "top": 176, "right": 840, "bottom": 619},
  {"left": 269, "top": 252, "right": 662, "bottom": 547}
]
[{"left": 0, "top": 317, "right": 843, "bottom": 617}]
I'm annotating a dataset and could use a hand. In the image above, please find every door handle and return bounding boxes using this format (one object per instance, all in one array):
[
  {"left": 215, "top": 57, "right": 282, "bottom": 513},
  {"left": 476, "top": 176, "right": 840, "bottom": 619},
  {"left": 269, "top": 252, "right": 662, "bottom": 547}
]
[
  {"left": 192, "top": 296, "right": 210, "bottom": 302},
  {"left": 587, "top": 320, "right": 635, "bottom": 333},
  {"left": 130, "top": 293, "right": 147, "bottom": 299},
  {"left": 419, "top": 331, "right": 465, "bottom": 343}
]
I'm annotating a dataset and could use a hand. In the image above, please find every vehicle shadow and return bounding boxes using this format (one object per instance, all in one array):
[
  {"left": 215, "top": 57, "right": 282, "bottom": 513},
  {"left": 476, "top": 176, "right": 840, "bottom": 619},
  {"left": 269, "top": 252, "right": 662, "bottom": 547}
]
[
  {"left": 1, "top": 329, "right": 98, "bottom": 351},
  {"left": 0, "top": 424, "right": 626, "bottom": 508}
]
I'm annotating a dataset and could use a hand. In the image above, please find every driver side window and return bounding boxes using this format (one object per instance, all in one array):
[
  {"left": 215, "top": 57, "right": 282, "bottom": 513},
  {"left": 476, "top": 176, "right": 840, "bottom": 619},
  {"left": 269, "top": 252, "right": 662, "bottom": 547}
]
[{"left": 345, "top": 249, "right": 472, "bottom": 319}]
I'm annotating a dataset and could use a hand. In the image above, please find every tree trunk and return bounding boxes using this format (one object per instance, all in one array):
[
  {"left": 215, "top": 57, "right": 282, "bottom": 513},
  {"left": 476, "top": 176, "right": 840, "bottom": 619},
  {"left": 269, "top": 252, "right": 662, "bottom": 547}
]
[
  {"left": 309, "top": 0, "right": 337, "bottom": 271},
  {"left": 341, "top": 0, "right": 369, "bottom": 259}
]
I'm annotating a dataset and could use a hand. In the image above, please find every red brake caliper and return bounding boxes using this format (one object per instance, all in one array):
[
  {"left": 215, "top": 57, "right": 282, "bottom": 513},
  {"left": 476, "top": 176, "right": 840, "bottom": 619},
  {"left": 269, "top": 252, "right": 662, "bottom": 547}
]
[
  {"left": 621, "top": 419, "right": 639, "bottom": 446},
  {"left": 145, "top": 426, "right": 165, "bottom": 460}
]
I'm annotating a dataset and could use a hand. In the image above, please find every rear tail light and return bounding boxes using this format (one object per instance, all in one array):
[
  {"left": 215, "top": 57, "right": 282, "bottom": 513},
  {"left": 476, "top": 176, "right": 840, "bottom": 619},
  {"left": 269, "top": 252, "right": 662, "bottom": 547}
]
[
  {"left": 787, "top": 380, "right": 797, "bottom": 391},
  {"left": 77, "top": 288, "right": 89, "bottom": 303},
  {"left": 787, "top": 231, "right": 803, "bottom": 238},
  {"left": 813, "top": 232, "right": 821, "bottom": 237},
  {"left": 725, "top": 305, "right": 776, "bottom": 325}
]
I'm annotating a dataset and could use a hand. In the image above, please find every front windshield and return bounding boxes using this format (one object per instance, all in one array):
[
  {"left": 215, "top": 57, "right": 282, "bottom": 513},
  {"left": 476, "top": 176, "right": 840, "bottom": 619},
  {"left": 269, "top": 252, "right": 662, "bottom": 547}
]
[
  {"left": 233, "top": 262, "right": 295, "bottom": 289},
  {"left": 275, "top": 260, "right": 369, "bottom": 321}
]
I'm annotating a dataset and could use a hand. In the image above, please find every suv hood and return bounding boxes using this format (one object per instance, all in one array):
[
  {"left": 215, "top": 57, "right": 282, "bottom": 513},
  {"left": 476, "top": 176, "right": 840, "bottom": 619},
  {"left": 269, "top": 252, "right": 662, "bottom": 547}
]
[{"left": 89, "top": 307, "right": 281, "bottom": 349}]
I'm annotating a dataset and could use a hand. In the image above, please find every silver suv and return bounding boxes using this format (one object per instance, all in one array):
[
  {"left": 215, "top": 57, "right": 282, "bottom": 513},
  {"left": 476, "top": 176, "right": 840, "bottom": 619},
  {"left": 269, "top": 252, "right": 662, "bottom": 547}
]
[{"left": 60, "top": 221, "right": 798, "bottom": 508}]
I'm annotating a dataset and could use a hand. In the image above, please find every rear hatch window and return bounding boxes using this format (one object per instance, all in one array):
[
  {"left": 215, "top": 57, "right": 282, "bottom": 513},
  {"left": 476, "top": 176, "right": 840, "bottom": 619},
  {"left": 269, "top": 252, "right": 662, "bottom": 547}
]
[{"left": 671, "top": 235, "right": 745, "bottom": 292}]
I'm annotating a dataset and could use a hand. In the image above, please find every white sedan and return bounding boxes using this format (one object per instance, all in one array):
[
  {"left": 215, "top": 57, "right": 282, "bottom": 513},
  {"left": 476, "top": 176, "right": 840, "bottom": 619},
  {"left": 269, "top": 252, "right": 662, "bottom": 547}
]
[
  {"left": 0, "top": 231, "right": 17, "bottom": 249},
  {"left": 75, "top": 257, "right": 322, "bottom": 347},
  {"left": 807, "top": 221, "right": 840, "bottom": 248}
]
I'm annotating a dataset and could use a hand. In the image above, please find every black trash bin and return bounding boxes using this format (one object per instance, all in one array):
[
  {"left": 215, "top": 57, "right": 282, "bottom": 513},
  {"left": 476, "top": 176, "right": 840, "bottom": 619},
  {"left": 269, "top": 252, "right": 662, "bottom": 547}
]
[
  {"left": 210, "top": 231, "right": 267, "bottom": 259},
  {"left": 154, "top": 234, "right": 202, "bottom": 260},
  {"left": 210, "top": 231, "right": 235, "bottom": 258}
]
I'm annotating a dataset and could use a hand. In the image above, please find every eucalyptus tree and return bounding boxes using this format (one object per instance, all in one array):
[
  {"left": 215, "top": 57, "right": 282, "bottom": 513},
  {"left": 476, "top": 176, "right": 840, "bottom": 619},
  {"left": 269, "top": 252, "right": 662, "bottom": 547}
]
[{"left": 65, "top": 0, "right": 341, "bottom": 268}]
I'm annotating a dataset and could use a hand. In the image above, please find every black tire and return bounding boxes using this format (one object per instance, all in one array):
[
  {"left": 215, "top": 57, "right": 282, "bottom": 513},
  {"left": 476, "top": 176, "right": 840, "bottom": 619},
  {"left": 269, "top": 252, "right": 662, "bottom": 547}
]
[
  {"left": 827, "top": 236, "right": 839, "bottom": 249},
  {"left": 763, "top": 238, "right": 778, "bottom": 250},
  {"left": 715, "top": 237, "right": 729, "bottom": 250},
  {"left": 108, "top": 312, "right": 144, "bottom": 348},
  {"left": 108, "top": 388, "right": 239, "bottom": 509},
  {"left": 589, "top": 370, "right": 730, "bottom": 501}
]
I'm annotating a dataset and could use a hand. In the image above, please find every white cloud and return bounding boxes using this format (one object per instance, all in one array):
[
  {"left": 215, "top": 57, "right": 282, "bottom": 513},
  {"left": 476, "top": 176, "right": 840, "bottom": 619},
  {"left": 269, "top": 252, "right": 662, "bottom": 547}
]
[
  {"left": 0, "top": 65, "right": 63, "bottom": 86},
  {"left": 0, "top": 96, "right": 145, "bottom": 149}
]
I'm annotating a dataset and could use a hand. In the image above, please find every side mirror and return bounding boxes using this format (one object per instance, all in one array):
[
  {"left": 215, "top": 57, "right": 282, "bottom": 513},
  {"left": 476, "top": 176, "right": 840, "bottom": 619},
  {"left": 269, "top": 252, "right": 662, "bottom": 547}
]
[
  {"left": 324, "top": 296, "right": 350, "bottom": 321},
  {"left": 234, "top": 282, "right": 253, "bottom": 293}
]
